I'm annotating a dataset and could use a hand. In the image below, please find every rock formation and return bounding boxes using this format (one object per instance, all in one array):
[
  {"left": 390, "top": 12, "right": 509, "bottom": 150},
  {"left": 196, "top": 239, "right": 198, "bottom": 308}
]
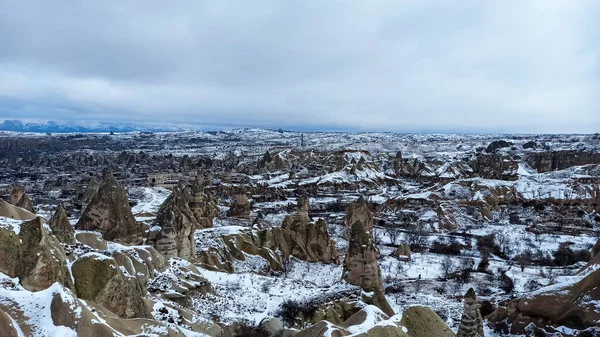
[
  {"left": 10, "top": 185, "right": 34, "bottom": 213},
  {"left": 456, "top": 288, "right": 484, "bottom": 337},
  {"left": 0, "top": 199, "right": 36, "bottom": 220},
  {"left": 345, "top": 196, "right": 373, "bottom": 230},
  {"left": 226, "top": 193, "right": 251, "bottom": 218},
  {"left": 75, "top": 171, "right": 143, "bottom": 245},
  {"left": 188, "top": 179, "right": 219, "bottom": 228},
  {"left": 17, "top": 217, "right": 73, "bottom": 291},
  {"left": 488, "top": 239, "right": 600, "bottom": 334},
  {"left": 297, "top": 193, "right": 310, "bottom": 218},
  {"left": 148, "top": 184, "right": 199, "bottom": 259},
  {"left": 400, "top": 306, "right": 456, "bottom": 337},
  {"left": 48, "top": 204, "right": 75, "bottom": 245},
  {"left": 71, "top": 253, "right": 149, "bottom": 319},
  {"left": 342, "top": 202, "right": 394, "bottom": 316}
]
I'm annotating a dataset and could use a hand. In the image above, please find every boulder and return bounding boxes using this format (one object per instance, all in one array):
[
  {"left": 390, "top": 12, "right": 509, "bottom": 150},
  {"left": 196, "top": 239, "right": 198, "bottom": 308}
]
[
  {"left": 10, "top": 185, "right": 34, "bottom": 213},
  {"left": 75, "top": 232, "right": 108, "bottom": 250},
  {"left": 354, "top": 325, "right": 409, "bottom": 337},
  {"left": 346, "top": 196, "right": 373, "bottom": 230},
  {"left": 18, "top": 217, "right": 73, "bottom": 291},
  {"left": 0, "top": 200, "right": 36, "bottom": 221},
  {"left": 71, "top": 253, "right": 149, "bottom": 319},
  {"left": 394, "top": 244, "right": 411, "bottom": 261},
  {"left": 48, "top": 205, "right": 75, "bottom": 245},
  {"left": 148, "top": 184, "right": 198, "bottom": 259},
  {"left": 400, "top": 306, "right": 455, "bottom": 337},
  {"left": 226, "top": 194, "right": 251, "bottom": 218},
  {"left": 75, "top": 171, "right": 143, "bottom": 245},
  {"left": 456, "top": 288, "right": 484, "bottom": 337}
]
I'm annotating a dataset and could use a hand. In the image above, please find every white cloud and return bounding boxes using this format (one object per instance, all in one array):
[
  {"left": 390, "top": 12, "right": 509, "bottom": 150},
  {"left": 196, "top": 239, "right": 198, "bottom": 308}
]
[{"left": 0, "top": 0, "right": 598, "bottom": 132}]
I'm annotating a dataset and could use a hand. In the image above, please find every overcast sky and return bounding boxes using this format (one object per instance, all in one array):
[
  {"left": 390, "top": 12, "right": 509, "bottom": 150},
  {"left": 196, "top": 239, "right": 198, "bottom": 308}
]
[{"left": 0, "top": 1, "right": 598, "bottom": 133}]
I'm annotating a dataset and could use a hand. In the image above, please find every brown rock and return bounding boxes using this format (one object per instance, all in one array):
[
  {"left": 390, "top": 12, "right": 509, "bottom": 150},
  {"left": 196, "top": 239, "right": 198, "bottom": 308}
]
[
  {"left": 400, "top": 306, "right": 455, "bottom": 337},
  {"left": 49, "top": 205, "right": 75, "bottom": 245},
  {"left": 71, "top": 253, "right": 149, "bottom": 319},
  {"left": 456, "top": 288, "right": 484, "bottom": 337},
  {"left": 18, "top": 217, "right": 73, "bottom": 291},
  {"left": 343, "top": 208, "right": 394, "bottom": 316},
  {"left": 346, "top": 196, "right": 373, "bottom": 230},
  {"left": 394, "top": 244, "right": 411, "bottom": 261},
  {"left": 148, "top": 184, "right": 199, "bottom": 259},
  {"left": 227, "top": 194, "right": 251, "bottom": 218},
  {"left": 295, "top": 321, "right": 350, "bottom": 337},
  {"left": 75, "top": 171, "right": 143, "bottom": 245},
  {"left": 0, "top": 308, "right": 19, "bottom": 337},
  {"left": 0, "top": 199, "right": 36, "bottom": 221},
  {"left": 10, "top": 185, "right": 34, "bottom": 213},
  {"left": 75, "top": 232, "right": 109, "bottom": 250}
]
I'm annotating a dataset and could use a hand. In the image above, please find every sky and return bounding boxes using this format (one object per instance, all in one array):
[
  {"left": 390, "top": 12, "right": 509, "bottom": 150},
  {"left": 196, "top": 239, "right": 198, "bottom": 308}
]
[{"left": 0, "top": 0, "right": 599, "bottom": 133}]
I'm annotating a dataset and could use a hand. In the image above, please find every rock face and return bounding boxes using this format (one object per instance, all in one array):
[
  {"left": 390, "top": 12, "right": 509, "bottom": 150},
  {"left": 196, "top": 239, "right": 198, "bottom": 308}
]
[
  {"left": 10, "top": 185, "right": 34, "bottom": 213},
  {"left": 76, "top": 171, "right": 143, "bottom": 244},
  {"left": 400, "top": 306, "right": 455, "bottom": 337},
  {"left": 226, "top": 193, "right": 251, "bottom": 218},
  {"left": 48, "top": 205, "right": 75, "bottom": 245},
  {"left": 148, "top": 184, "right": 198, "bottom": 259},
  {"left": 281, "top": 216, "right": 339, "bottom": 264},
  {"left": 71, "top": 253, "right": 149, "bottom": 319},
  {"left": 18, "top": 217, "right": 73, "bottom": 291},
  {"left": 456, "top": 288, "right": 484, "bottom": 337},
  {"left": 188, "top": 179, "right": 219, "bottom": 228},
  {"left": 526, "top": 150, "right": 600, "bottom": 173},
  {"left": 343, "top": 203, "right": 394, "bottom": 316},
  {"left": 0, "top": 199, "right": 36, "bottom": 221},
  {"left": 346, "top": 196, "right": 373, "bottom": 231}
]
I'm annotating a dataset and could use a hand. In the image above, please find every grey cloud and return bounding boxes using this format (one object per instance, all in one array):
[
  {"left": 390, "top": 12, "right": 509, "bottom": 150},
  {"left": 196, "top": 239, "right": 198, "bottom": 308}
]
[{"left": 0, "top": 0, "right": 598, "bottom": 133}]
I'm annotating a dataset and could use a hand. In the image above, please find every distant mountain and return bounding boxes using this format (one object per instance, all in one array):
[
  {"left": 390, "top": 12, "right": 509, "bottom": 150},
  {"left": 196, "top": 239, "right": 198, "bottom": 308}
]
[{"left": 0, "top": 120, "right": 186, "bottom": 133}]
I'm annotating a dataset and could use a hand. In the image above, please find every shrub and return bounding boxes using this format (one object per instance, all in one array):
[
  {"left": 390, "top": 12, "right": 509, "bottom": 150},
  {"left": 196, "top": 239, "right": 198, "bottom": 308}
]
[
  {"left": 276, "top": 299, "right": 319, "bottom": 327},
  {"left": 553, "top": 243, "right": 591, "bottom": 266},
  {"left": 479, "top": 300, "right": 495, "bottom": 317},
  {"left": 429, "top": 240, "right": 461, "bottom": 255},
  {"left": 493, "top": 321, "right": 510, "bottom": 334},
  {"left": 234, "top": 324, "right": 271, "bottom": 337}
]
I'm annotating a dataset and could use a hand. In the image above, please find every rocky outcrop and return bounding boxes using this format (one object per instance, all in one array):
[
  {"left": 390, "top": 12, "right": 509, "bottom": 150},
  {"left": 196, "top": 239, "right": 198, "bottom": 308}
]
[
  {"left": 281, "top": 215, "right": 339, "bottom": 264},
  {"left": 226, "top": 193, "right": 251, "bottom": 218},
  {"left": 148, "top": 184, "right": 199, "bottom": 259},
  {"left": 197, "top": 214, "right": 340, "bottom": 273},
  {"left": 400, "top": 306, "right": 455, "bottom": 337},
  {"left": 71, "top": 253, "right": 149, "bottom": 319},
  {"left": 188, "top": 180, "right": 219, "bottom": 228},
  {"left": 10, "top": 185, "right": 34, "bottom": 213},
  {"left": 343, "top": 204, "right": 394, "bottom": 316},
  {"left": 346, "top": 196, "right": 373, "bottom": 231},
  {"left": 488, "top": 240, "right": 600, "bottom": 333},
  {"left": 75, "top": 171, "right": 143, "bottom": 244},
  {"left": 75, "top": 232, "right": 108, "bottom": 250},
  {"left": 48, "top": 205, "right": 75, "bottom": 245},
  {"left": 526, "top": 150, "right": 600, "bottom": 173},
  {"left": 0, "top": 199, "right": 36, "bottom": 221},
  {"left": 456, "top": 288, "right": 484, "bottom": 337},
  {"left": 17, "top": 217, "right": 73, "bottom": 291}
]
